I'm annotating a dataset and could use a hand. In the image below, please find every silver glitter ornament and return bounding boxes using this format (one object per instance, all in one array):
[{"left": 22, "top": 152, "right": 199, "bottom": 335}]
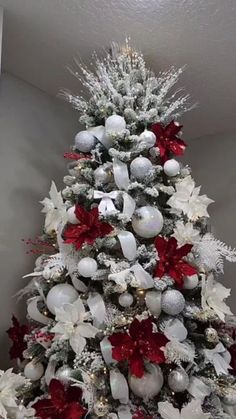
[
  {"left": 161, "top": 290, "right": 185, "bottom": 316},
  {"left": 168, "top": 368, "right": 189, "bottom": 392},
  {"left": 94, "top": 165, "right": 113, "bottom": 185},
  {"left": 75, "top": 130, "right": 95, "bottom": 152},
  {"left": 130, "top": 156, "right": 152, "bottom": 180},
  {"left": 205, "top": 327, "right": 219, "bottom": 344},
  {"left": 139, "top": 129, "right": 156, "bottom": 148},
  {"left": 132, "top": 206, "right": 163, "bottom": 238},
  {"left": 118, "top": 292, "right": 134, "bottom": 307},
  {"left": 93, "top": 399, "right": 109, "bottom": 417}
]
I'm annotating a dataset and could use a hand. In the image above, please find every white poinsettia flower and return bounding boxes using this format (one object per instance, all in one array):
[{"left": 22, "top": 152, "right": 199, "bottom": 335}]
[
  {"left": 167, "top": 176, "right": 214, "bottom": 221},
  {"left": 172, "top": 220, "right": 200, "bottom": 247},
  {"left": 51, "top": 298, "right": 98, "bottom": 355},
  {"left": 201, "top": 273, "right": 232, "bottom": 322},
  {"left": 158, "top": 399, "right": 210, "bottom": 419},
  {"left": 0, "top": 369, "right": 29, "bottom": 419},
  {"left": 40, "top": 181, "right": 67, "bottom": 234}
]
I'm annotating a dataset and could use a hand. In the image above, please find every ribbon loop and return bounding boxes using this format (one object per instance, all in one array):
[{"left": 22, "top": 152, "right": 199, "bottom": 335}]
[{"left": 110, "top": 369, "right": 129, "bottom": 404}]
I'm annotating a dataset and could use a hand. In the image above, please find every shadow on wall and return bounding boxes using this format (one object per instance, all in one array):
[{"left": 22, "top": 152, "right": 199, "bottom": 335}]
[{"left": 0, "top": 72, "right": 78, "bottom": 369}]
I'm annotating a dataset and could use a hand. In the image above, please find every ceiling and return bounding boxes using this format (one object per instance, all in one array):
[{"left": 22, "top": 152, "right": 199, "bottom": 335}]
[{"left": 1, "top": 0, "right": 236, "bottom": 139}]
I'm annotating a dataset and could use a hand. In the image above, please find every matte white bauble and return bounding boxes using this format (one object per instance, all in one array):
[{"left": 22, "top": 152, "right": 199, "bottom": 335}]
[
  {"left": 75, "top": 130, "right": 95, "bottom": 152},
  {"left": 105, "top": 115, "right": 126, "bottom": 133},
  {"left": 132, "top": 206, "right": 163, "bottom": 238},
  {"left": 67, "top": 206, "right": 79, "bottom": 224},
  {"left": 161, "top": 290, "right": 185, "bottom": 316},
  {"left": 168, "top": 368, "right": 189, "bottom": 392},
  {"left": 139, "top": 130, "right": 156, "bottom": 148},
  {"left": 94, "top": 166, "right": 113, "bottom": 185},
  {"left": 118, "top": 292, "right": 134, "bottom": 307},
  {"left": 145, "top": 290, "right": 162, "bottom": 317},
  {"left": 77, "top": 257, "right": 98, "bottom": 278},
  {"left": 163, "top": 159, "right": 180, "bottom": 177},
  {"left": 46, "top": 284, "right": 78, "bottom": 315},
  {"left": 128, "top": 363, "right": 163, "bottom": 399},
  {"left": 130, "top": 157, "right": 152, "bottom": 180},
  {"left": 24, "top": 361, "right": 44, "bottom": 381},
  {"left": 183, "top": 274, "right": 199, "bottom": 290}
]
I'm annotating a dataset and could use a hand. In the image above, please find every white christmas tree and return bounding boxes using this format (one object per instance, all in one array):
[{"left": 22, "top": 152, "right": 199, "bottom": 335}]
[{"left": 5, "top": 41, "right": 236, "bottom": 419}]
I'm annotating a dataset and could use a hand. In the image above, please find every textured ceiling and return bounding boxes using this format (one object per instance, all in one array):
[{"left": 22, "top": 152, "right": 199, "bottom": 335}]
[{"left": 1, "top": 0, "right": 236, "bottom": 138}]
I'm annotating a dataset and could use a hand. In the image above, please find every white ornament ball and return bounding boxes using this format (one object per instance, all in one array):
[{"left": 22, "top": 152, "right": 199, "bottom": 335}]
[
  {"left": 168, "top": 368, "right": 189, "bottom": 392},
  {"left": 128, "top": 363, "right": 163, "bottom": 399},
  {"left": 132, "top": 206, "right": 164, "bottom": 238},
  {"left": 46, "top": 284, "right": 78, "bottom": 315},
  {"left": 161, "top": 290, "right": 185, "bottom": 316},
  {"left": 75, "top": 130, "right": 95, "bottom": 152},
  {"left": 67, "top": 205, "right": 79, "bottom": 224},
  {"left": 94, "top": 166, "right": 113, "bottom": 185},
  {"left": 24, "top": 361, "right": 44, "bottom": 381},
  {"left": 139, "top": 130, "right": 156, "bottom": 148},
  {"left": 130, "top": 157, "right": 152, "bottom": 180},
  {"left": 56, "top": 366, "right": 73, "bottom": 383},
  {"left": 183, "top": 274, "right": 199, "bottom": 290},
  {"left": 105, "top": 115, "right": 126, "bottom": 133},
  {"left": 145, "top": 290, "right": 162, "bottom": 317},
  {"left": 77, "top": 257, "right": 98, "bottom": 278},
  {"left": 163, "top": 159, "right": 180, "bottom": 177},
  {"left": 118, "top": 292, "right": 134, "bottom": 307},
  {"left": 222, "top": 391, "right": 236, "bottom": 406}
]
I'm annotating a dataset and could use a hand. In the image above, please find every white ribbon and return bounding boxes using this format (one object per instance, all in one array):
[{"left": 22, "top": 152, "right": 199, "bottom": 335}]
[
  {"left": 27, "top": 297, "right": 51, "bottom": 325},
  {"left": 45, "top": 358, "right": 57, "bottom": 385},
  {"left": 110, "top": 370, "right": 129, "bottom": 404},
  {"left": 188, "top": 376, "right": 211, "bottom": 401},
  {"left": 204, "top": 342, "right": 231, "bottom": 376},
  {"left": 113, "top": 158, "right": 129, "bottom": 191},
  {"left": 163, "top": 318, "right": 188, "bottom": 342},
  {"left": 117, "top": 231, "right": 136, "bottom": 261},
  {"left": 71, "top": 273, "right": 88, "bottom": 292},
  {"left": 94, "top": 190, "right": 119, "bottom": 216},
  {"left": 108, "top": 263, "right": 154, "bottom": 290},
  {"left": 100, "top": 336, "right": 116, "bottom": 365},
  {"left": 121, "top": 192, "right": 136, "bottom": 221},
  {"left": 117, "top": 405, "right": 132, "bottom": 419},
  {"left": 87, "top": 292, "right": 106, "bottom": 328}
]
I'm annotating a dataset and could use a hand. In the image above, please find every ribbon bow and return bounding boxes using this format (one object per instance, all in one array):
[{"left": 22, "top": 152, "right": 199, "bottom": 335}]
[
  {"left": 204, "top": 342, "right": 231, "bottom": 376},
  {"left": 94, "top": 190, "right": 119, "bottom": 216}
]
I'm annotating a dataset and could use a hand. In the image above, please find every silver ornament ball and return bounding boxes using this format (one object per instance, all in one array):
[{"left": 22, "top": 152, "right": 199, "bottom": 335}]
[
  {"left": 118, "top": 292, "right": 134, "bottom": 307},
  {"left": 163, "top": 159, "right": 180, "bottom": 177},
  {"left": 24, "top": 360, "right": 44, "bottom": 381},
  {"left": 94, "top": 166, "right": 113, "bottom": 185},
  {"left": 105, "top": 115, "right": 126, "bottom": 133},
  {"left": 128, "top": 363, "right": 163, "bottom": 399},
  {"left": 139, "top": 130, "right": 156, "bottom": 148},
  {"left": 74, "top": 130, "right": 95, "bottom": 152},
  {"left": 161, "top": 290, "right": 185, "bottom": 316},
  {"left": 46, "top": 284, "right": 78, "bottom": 315},
  {"left": 93, "top": 399, "right": 109, "bottom": 417},
  {"left": 132, "top": 206, "right": 164, "bottom": 238},
  {"left": 77, "top": 257, "right": 98, "bottom": 278},
  {"left": 205, "top": 327, "right": 219, "bottom": 344},
  {"left": 130, "top": 157, "right": 152, "bottom": 180},
  {"left": 67, "top": 205, "right": 79, "bottom": 224},
  {"left": 168, "top": 368, "right": 189, "bottom": 392},
  {"left": 183, "top": 274, "right": 199, "bottom": 290}
]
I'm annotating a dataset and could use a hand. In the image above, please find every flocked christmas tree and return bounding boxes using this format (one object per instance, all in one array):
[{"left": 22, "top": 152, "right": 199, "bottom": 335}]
[{"left": 3, "top": 40, "right": 236, "bottom": 419}]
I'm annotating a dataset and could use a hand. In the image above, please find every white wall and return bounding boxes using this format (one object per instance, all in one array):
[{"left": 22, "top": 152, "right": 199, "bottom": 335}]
[
  {"left": 0, "top": 73, "right": 78, "bottom": 368},
  {"left": 184, "top": 132, "right": 236, "bottom": 311}
]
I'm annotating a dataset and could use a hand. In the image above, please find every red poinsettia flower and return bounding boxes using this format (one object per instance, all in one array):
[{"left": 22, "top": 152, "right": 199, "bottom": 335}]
[
  {"left": 108, "top": 317, "right": 168, "bottom": 378},
  {"left": 63, "top": 152, "right": 91, "bottom": 160},
  {"left": 6, "top": 316, "right": 29, "bottom": 361},
  {"left": 33, "top": 379, "right": 87, "bottom": 419},
  {"left": 63, "top": 205, "right": 113, "bottom": 250},
  {"left": 133, "top": 409, "right": 153, "bottom": 419},
  {"left": 151, "top": 120, "right": 186, "bottom": 162},
  {"left": 154, "top": 236, "right": 197, "bottom": 287}
]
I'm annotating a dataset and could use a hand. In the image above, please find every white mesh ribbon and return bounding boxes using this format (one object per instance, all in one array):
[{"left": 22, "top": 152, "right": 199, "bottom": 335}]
[
  {"left": 108, "top": 263, "right": 154, "bottom": 290},
  {"left": 117, "top": 231, "right": 137, "bottom": 261},
  {"left": 117, "top": 405, "right": 132, "bottom": 419},
  {"left": 45, "top": 357, "right": 57, "bottom": 385},
  {"left": 27, "top": 296, "right": 51, "bottom": 325},
  {"left": 113, "top": 158, "right": 129, "bottom": 191},
  {"left": 204, "top": 342, "right": 231, "bottom": 376},
  {"left": 110, "top": 369, "right": 129, "bottom": 404},
  {"left": 100, "top": 336, "right": 116, "bottom": 365},
  {"left": 87, "top": 292, "right": 106, "bottom": 328},
  {"left": 188, "top": 376, "right": 211, "bottom": 401}
]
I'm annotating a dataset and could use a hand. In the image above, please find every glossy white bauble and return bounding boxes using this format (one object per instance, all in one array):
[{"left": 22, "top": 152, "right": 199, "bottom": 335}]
[
  {"left": 183, "top": 274, "right": 199, "bottom": 290},
  {"left": 94, "top": 166, "right": 113, "bottom": 185},
  {"left": 105, "top": 115, "right": 126, "bottom": 133},
  {"left": 46, "top": 284, "right": 78, "bottom": 315},
  {"left": 77, "top": 257, "right": 98, "bottom": 278},
  {"left": 118, "top": 292, "right": 134, "bottom": 307},
  {"left": 128, "top": 363, "right": 163, "bottom": 399},
  {"left": 130, "top": 157, "right": 152, "bottom": 180},
  {"left": 24, "top": 361, "right": 44, "bottom": 381},
  {"left": 67, "top": 205, "right": 79, "bottom": 224},
  {"left": 132, "top": 206, "right": 163, "bottom": 238},
  {"left": 161, "top": 290, "right": 185, "bottom": 316},
  {"left": 74, "top": 130, "right": 95, "bottom": 152},
  {"left": 163, "top": 159, "right": 180, "bottom": 177},
  {"left": 145, "top": 290, "right": 162, "bottom": 317},
  {"left": 168, "top": 368, "right": 189, "bottom": 392},
  {"left": 139, "top": 130, "right": 156, "bottom": 148}
]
